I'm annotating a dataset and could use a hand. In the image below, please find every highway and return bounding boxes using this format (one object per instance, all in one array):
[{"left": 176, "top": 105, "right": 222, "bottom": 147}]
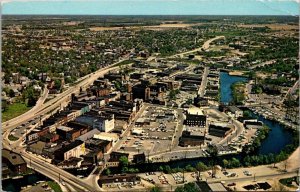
[
  {"left": 2, "top": 86, "right": 48, "bottom": 127},
  {"left": 169, "top": 36, "right": 225, "bottom": 58},
  {"left": 2, "top": 58, "right": 128, "bottom": 132},
  {"left": 198, "top": 67, "right": 209, "bottom": 97},
  {"left": 2, "top": 58, "right": 130, "bottom": 192}
]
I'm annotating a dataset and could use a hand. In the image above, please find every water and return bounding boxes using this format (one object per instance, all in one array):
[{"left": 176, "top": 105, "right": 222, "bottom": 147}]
[
  {"left": 220, "top": 71, "right": 293, "bottom": 155},
  {"left": 220, "top": 71, "right": 248, "bottom": 104},
  {"left": 254, "top": 114, "right": 293, "bottom": 155},
  {"left": 2, "top": 172, "right": 49, "bottom": 192}
]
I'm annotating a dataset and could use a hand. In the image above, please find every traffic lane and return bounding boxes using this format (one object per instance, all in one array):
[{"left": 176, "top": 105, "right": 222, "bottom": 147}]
[
  {"left": 23, "top": 156, "right": 84, "bottom": 192},
  {"left": 22, "top": 153, "right": 92, "bottom": 192}
]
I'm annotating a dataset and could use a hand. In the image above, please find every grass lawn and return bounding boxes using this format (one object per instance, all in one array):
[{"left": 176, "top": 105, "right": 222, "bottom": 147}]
[
  {"left": 8, "top": 134, "right": 19, "bottom": 141},
  {"left": 2, "top": 102, "right": 31, "bottom": 122},
  {"left": 47, "top": 181, "right": 62, "bottom": 192},
  {"left": 279, "top": 177, "right": 298, "bottom": 188}
]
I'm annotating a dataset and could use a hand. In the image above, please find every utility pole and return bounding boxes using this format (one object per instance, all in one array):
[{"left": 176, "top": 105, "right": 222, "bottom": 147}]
[{"left": 253, "top": 173, "right": 256, "bottom": 182}]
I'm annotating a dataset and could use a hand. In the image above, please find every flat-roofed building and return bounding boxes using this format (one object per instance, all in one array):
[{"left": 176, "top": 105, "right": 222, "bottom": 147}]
[
  {"left": 2, "top": 149, "right": 27, "bottom": 175},
  {"left": 184, "top": 107, "right": 206, "bottom": 127},
  {"left": 208, "top": 122, "right": 233, "bottom": 138},
  {"left": 54, "top": 140, "right": 85, "bottom": 161}
]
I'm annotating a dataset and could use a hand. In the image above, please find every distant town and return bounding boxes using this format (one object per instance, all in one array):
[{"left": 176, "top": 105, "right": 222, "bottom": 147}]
[{"left": 2, "top": 15, "right": 299, "bottom": 192}]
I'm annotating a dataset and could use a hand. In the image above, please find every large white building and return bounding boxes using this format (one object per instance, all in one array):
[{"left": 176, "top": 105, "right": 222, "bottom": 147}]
[{"left": 75, "top": 114, "right": 115, "bottom": 133}]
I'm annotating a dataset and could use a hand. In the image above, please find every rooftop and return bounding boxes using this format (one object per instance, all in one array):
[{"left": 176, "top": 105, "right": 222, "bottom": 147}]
[
  {"left": 2, "top": 149, "right": 26, "bottom": 166},
  {"left": 187, "top": 107, "right": 204, "bottom": 116},
  {"left": 57, "top": 125, "right": 73, "bottom": 132}
]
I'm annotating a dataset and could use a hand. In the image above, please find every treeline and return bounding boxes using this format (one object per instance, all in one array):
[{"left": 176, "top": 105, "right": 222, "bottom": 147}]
[
  {"left": 231, "top": 82, "right": 246, "bottom": 105},
  {"left": 246, "top": 37, "right": 298, "bottom": 62}
]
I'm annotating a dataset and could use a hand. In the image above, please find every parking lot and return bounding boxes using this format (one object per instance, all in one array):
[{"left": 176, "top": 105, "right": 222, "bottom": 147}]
[
  {"left": 116, "top": 106, "right": 179, "bottom": 156},
  {"left": 10, "top": 117, "right": 41, "bottom": 139}
]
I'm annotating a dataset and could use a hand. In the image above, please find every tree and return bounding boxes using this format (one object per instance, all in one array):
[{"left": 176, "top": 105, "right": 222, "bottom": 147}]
[
  {"left": 185, "top": 164, "right": 195, "bottom": 172},
  {"left": 158, "top": 166, "right": 164, "bottom": 172},
  {"left": 196, "top": 162, "right": 207, "bottom": 180},
  {"left": 8, "top": 89, "right": 15, "bottom": 98},
  {"left": 231, "top": 158, "right": 241, "bottom": 167},
  {"left": 119, "top": 156, "right": 129, "bottom": 168},
  {"left": 54, "top": 79, "right": 62, "bottom": 90},
  {"left": 164, "top": 165, "right": 172, "bottom": 174},
  {"left": 149, "top": 186, "right": 162, "bottom": 192},
  {"left": 175, "top": 182, "right": 199, "bottom": 192},
  {"left": 105, "top": 168, "right": 111, "bottom": 175},
  {"left": 222, "top": 159, "right": 229, "bottom": 170}
]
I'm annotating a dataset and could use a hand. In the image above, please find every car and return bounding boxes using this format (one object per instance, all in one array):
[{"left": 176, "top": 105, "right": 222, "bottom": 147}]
[{"left": 228, "top": 183, "right": 236, "bottom": 186}]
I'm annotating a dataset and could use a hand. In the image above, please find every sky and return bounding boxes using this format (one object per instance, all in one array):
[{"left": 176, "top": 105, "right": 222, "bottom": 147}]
[{"left": 2, "top": 0, "right": 299, "bottom": 15}]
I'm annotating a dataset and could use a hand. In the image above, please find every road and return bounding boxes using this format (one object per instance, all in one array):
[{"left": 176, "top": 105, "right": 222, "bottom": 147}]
[
  {"left": 169, "top": 36, "right": 225, "bottom": 58},
  {"left": 2, "top": 58, "right": 129, "bottom": 132},
  {"left": 249, "top": 59, "right": 276, "bottom": 70},
  {"left": 282, "top": 79, "right": 299, "bottom": 102},
  {"left": 2, "top": 58, "right": 130, "bottom": 192},
  {"left": 2, "top": 86, "right": 48, "bottom": 126},
  {"left": 198, "top": 67, "right": 209, "bottom": 97}
]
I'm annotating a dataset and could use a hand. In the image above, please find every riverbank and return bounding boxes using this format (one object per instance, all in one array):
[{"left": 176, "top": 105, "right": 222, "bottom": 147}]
[
  {"left": 137, "top": 147, "right": 299, "bottom": 191},
  {"left": 2, "top": 172, "right": 62, "bottom": 192}
]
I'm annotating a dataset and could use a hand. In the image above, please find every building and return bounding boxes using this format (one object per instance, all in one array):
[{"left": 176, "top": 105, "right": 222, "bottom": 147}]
[
  {"left": 184, "top": 107, "right": 206, "bottom": 127},
  {"left": 56, "top": 126, "right": 74, "bottom": 140},
  {"left": 54, "top": 140, "right": 85, "bottom": 161},
  {"left": 227, "top": 106, "right": 243, "bottom": 118},
  {"left": 179, "top": 131, "right": 205, "bottom": 147},
  {"left": 27, "top": 141, "right": 47, "bottom": 155},
  {"left": 98, "top": 174, "right": 141, "bottom": 188},
  {"left": 208, "top": 123, "right": 233, "bottom": 138},
  {"left": 2, "top": 149, "right": 27, "bottom": 175},
  {"left": 195, "top": 181, "right": 228, "bottom": 192},
  {"left": 93, "top": 132, "right": 119, "bottom": 146},
  {"left": 76, "top": 129, "right": 102, "bottom": 142},
  {"left": 132, "top": 153, "right": 146, "bottom": 164}
]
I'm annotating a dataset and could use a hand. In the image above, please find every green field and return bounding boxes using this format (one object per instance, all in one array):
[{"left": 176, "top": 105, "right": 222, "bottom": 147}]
[
  {"left": 47, "top": 181, "right": 62, "bottom": 192},
  {"left": 2, "top": 102, "right": 31, "bottom": 122},
  {"left": 8, "top": 134, "right": 19, "bottom": 141}
]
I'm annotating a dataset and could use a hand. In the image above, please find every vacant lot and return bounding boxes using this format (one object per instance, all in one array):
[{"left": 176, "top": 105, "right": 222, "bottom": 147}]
[
  {"left": 2, "top": 102, "right": 31, "bottom": 122},
  {"left": 89, "top": 23, "right": 199, "bottom": 31}
]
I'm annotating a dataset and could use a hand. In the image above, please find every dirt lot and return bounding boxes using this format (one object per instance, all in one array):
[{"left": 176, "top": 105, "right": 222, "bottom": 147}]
[{"left": 89, "top": 23, "right": 199, "bottom": 31}]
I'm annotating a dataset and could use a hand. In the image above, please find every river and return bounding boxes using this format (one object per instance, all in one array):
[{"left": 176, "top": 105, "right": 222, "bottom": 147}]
[
  {"left": 2, "top": 172, "right": 49, "bottom": 192},
  {"left": 2, "top": 72, "right": 295, "bottom": 182},
  {"left": 219, "top": 71, "right": 293, "bottom": 155}
]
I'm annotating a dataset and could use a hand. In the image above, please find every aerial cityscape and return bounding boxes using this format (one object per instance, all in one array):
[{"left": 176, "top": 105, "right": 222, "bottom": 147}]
[{"left": 1, "top": 1, "right": 299, "bottom": 192}]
